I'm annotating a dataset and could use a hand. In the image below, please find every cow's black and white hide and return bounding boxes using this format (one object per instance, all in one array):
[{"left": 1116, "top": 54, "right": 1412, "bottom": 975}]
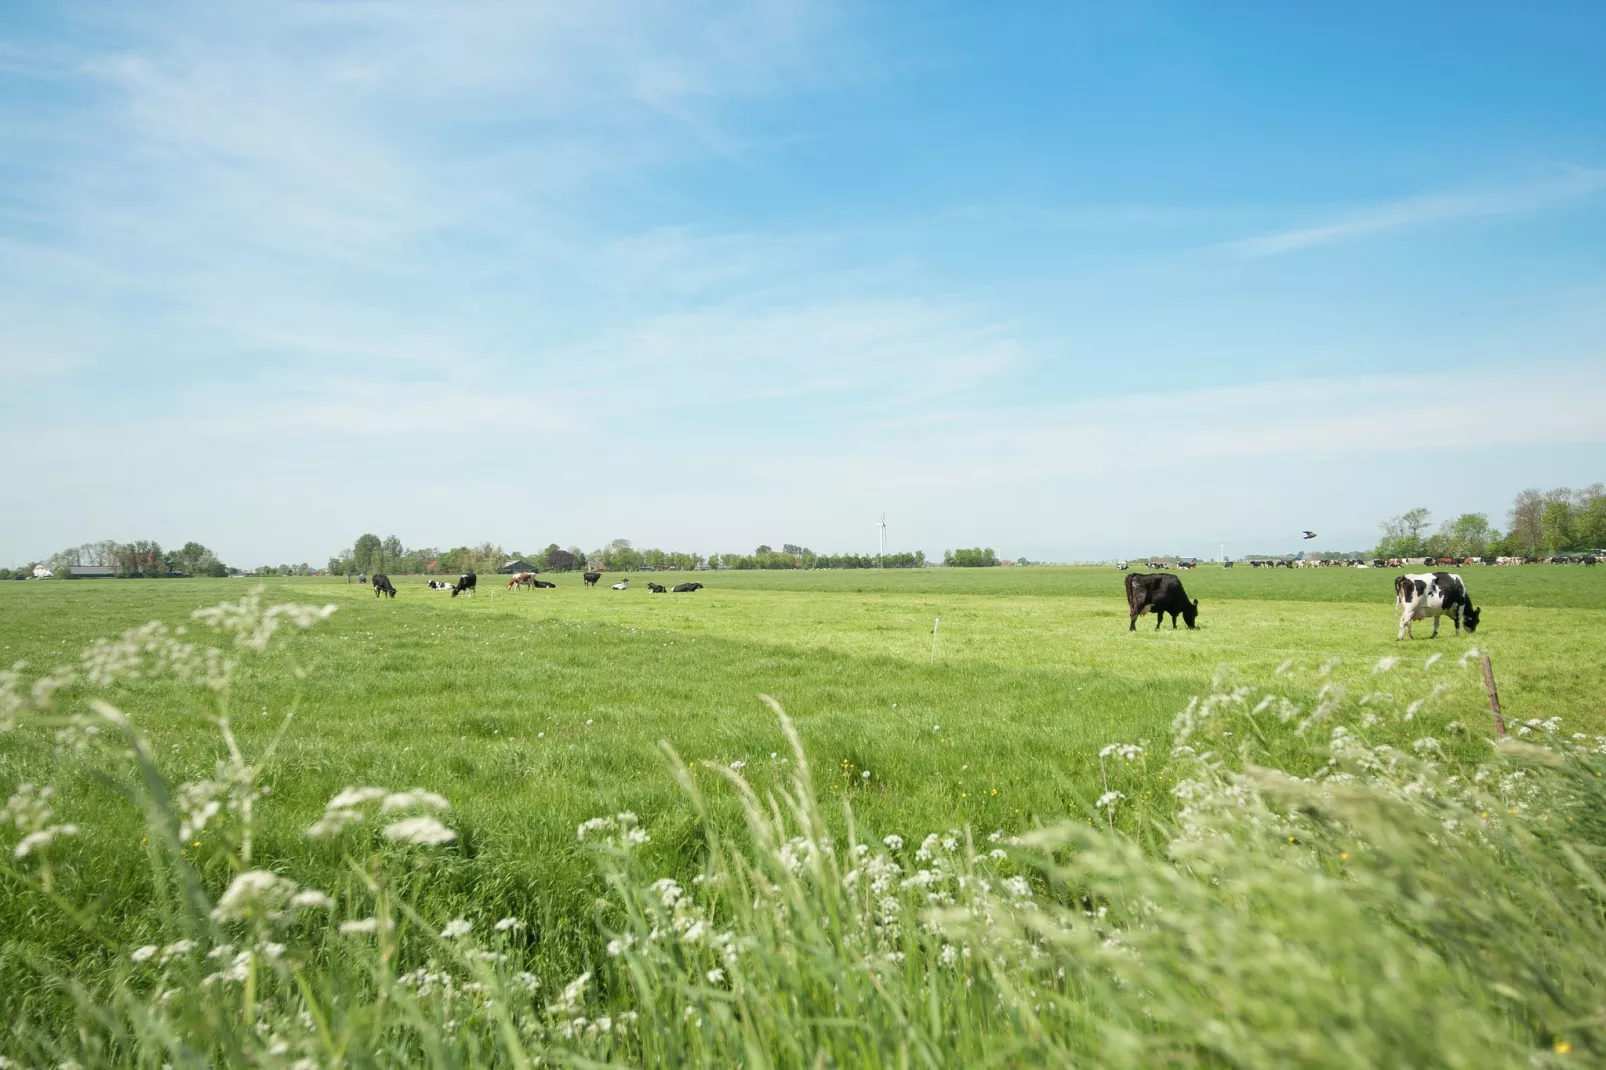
[
  {"left": 672, "top": 582, "right": 704, "bottom": 593},
  {"left": 372, "top": 573, "right": 397, "bottom": 599},
  {"left": 1124, "top": 573, "right": 1198, "bottom": 631},
  {"left": 532, "top": 579, "right": 556, "bottom": 588},
  {"left": 647, "top": 582, "right": 667, "bottom": 593},
  {"left": 451, "top": 571, "right": 477, "bottom": 598},
  {"left": 611, "top": 579, "right": 629, "bottom": 590},
  {"left": 1394, "top": 572, "right": 1481, "bottom": 640}
]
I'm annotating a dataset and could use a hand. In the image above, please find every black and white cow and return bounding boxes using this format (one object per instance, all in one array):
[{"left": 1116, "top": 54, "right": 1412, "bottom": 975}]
[
  {"left": 532, "top": 579, "right": 557, "bottom": 588},
  {"left": 426, "top": 579, "right": 452, "bottom": 589},
  {"left": 647, "top": 581, "right": 667, "bottom": 593},
  {"left": 672, "top": 582, "right": 704, "bottom": 593},
  {"left": 372, "top": 573, "right": 397, "bottom": 599},
  {"left": 451, "top": 571, "right": 477, "bottom": 598},
  {"left": 610, "top": 579, "right": 629, "bottom": 590},
  {"left": 1394, "top": 572, "right": 1481, "bottom": 640},
  {"left": 1125, "top": 573, "right": 1199, "bottom": 631},
  {"left": 583, "top": 571, "right": 602, "bottom": 587}
]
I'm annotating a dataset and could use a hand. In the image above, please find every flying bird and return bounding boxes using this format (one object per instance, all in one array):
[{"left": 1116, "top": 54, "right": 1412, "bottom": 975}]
[{"left": 1302, "top": 531, "right": 1318, "bottom": 540}]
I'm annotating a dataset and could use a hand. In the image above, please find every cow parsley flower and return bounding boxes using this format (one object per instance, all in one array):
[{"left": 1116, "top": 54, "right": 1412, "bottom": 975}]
[
  {"left": 440, "top": 918, "right": 473, "bottom": 940},
  {"left": 383, "top": 816, "right": 456, "bottom": 846},
  {"left": 494, "top": 916, "right": 524, "bottom": 933},
  {"left": 130, "top": 945, "right": 158, "bottom": 963},
  {"left": 883, "top": 834, "right": 904, "bottom": 851},
  {"left": 339, "top": 917, "right": 380, "bottom": 935},
  {"left": 212, "top": 870, "right": 298, "bottom": 923},
  {"left": 1095, "top": 791, "right": 1126, "bottom": 810}
]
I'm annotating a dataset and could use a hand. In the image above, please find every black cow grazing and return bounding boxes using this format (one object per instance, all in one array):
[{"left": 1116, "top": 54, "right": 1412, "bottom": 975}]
[
  {"left": 1584, "top": 555, "right": 1599, "bottom": 567},
  {"left": 647, "top": 582, "right": 667, "bottom": 593},
  {"left": 532, "top": 579, "right": 556, "bottom": 588},
  {"left": 372, "top": 573, "right": 397, "bottom": 599},
  {"left": 451, "top": 571, "right": 477, "bottom": 598},
  {"left": 1125, "top": 573, "right": 1199, "bottom": 631},
  {"left": 583, "top": 571, "right": 602, "bottom": 587},
  {"left": 1394, "top": 572, "right": 1480, "bottom": 640},
  {"left": 672, "top": 582, "right": 704, "bottom": 593}
]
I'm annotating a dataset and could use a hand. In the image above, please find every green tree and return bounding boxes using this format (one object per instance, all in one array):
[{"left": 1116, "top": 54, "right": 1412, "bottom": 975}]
[
  {"left": 1508, "top": 489, "right": 1545, "bottom": 554},
  {"left": 1577, "top": 493, "right": 1606, "bottom": 550},
  {"left": 352, "top": 534, "right": 381, "bottom": 575},
  {"left": 1375, "top": 508, "right": 1431, "bottom": 558},
  {"left": 1542, "top": 501, "right": 1574, "bottom": 554},
  {"left": 1442, "top": 514, "right": 1493, "bottom": 558},
  {"left": 944, "top": 547, "right": 999, "bottom": 567},
  {"left": 380, "top": 535, "right": 404, "bottom": 572}
]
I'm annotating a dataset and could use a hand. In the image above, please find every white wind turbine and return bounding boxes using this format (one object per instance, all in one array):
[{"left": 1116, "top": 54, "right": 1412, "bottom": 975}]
[{"left": 876, "top": 512, "right": 888, "bottom": 567}]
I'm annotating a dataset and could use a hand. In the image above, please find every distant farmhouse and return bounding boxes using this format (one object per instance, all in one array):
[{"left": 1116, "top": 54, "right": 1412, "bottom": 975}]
[{"left": 498, "top": 559, "right": 539, "bottom": 574}]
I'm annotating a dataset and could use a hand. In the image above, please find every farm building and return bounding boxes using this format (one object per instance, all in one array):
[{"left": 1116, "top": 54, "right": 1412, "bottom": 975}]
[
  {"left": 497, "top": 559, "right": 539, "bottom": 574},
  {"left": 69, "top": 565, "right": 117, "bottom": 578}
]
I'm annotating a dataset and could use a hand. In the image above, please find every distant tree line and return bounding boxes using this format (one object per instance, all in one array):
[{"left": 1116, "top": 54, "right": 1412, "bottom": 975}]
[
  {"left": 1377, "top": 483, "right": 1606, "bottom": 559},
  {"left": 328, "top": 534, "right": 937, "bottom": 575},
  {"left": 943, "top": 547, "right": 999, "bottom": 568},
  {"left": 2, "top": 540, "right": 232, "bottom": 580}
]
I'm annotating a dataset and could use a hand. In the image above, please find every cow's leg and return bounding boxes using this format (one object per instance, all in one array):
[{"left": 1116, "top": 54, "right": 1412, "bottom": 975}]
[
  {"left": 1397, "top": 609, "right": 1413, "bottom": 641},
  {"left": 1430, "top": 614, "right": 1440, "bottom": 638},
  {"left": 1129, "top": 605, "right": 1139, "bottom": 631},
  {"left": 1171, "top": 610, "right": 1178, "bottom": 629},
  {"left": 1155, "top": 610, "right": 1163, "bottom": 631}
]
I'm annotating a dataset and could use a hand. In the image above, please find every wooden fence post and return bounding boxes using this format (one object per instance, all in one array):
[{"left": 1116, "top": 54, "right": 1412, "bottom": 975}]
[{"left": 1481, "top": 654, "right": 1506, "bottom": 737}]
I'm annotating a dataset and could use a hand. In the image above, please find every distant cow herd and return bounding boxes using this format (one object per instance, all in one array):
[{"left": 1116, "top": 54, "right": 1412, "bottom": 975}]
[
  {"left": 373, "top": 569, "right": 708, "bottom": 600},
  {"left": 377, "top": 562, "right": 1495, "bottom": 644}
]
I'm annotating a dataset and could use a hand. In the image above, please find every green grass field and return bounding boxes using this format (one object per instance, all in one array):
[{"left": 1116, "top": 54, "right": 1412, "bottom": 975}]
[{"left": 3, "top": 565, "right": 1605, "bottom": 1064}]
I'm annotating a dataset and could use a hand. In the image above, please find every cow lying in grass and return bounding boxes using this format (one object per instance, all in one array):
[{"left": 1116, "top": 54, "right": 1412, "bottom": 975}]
[
  {"left": 1395, "top": 572, "right": 1481, "bottom": 640},
  {"left": 372, "top": 573, "right": 397, "bottom": 599},
  {"left": 452, "top": 572, "right": 477, "bottom": 598},
  {"left": 672, "top": 582, "right": 704, "bottom": 593},
  {"left": 426, "top": 579, "right": 453, "bottom": 590},
  {"left": 611, "top": 579, "right": 629, "bottom": 590},
  {"left": 647, "top": 582, "right": 667, "bottom": 593},
  {"left": 532, "top": 579, "right": 556, "bottom": 588}
]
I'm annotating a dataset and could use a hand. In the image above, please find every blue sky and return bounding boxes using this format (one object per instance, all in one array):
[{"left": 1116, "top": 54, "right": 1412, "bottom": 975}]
[{"left": 2, "top": 2, "right": 1604, "bottom": 565}]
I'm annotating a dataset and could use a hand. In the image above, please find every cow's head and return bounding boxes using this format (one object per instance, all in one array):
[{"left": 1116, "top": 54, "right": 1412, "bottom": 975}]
[
  {"left": 1182, "top": 598, "right": 1199, "bottom": 629},
  {"left": 1463, "top": 604, "right": 1481, "bottom": 633}
]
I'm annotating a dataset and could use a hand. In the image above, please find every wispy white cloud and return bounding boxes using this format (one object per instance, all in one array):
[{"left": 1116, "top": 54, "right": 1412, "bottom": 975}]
[{"left": 1224, "top": 167, "right": 1606, "bottom": 257}]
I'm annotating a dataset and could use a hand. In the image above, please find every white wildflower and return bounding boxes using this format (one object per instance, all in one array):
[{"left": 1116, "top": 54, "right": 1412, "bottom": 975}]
[
  {"left": 1095, "top": 791, "right": 1126, "bottom": 810},
  {"left": 212, "top": 870, "right": 298, "bottom": 923},
  {"left": 705, "top": 967, "right": 725, "bottom": 984},
  {"left": 382, "top": 816, "right": 455, "bottom": 845},
  {"left": 494, "top": 916, "right": 525, "bottom": 933},
  {"left": 130, "top": 945, "right": 158, "bottom": 963},
  {"left": 379, "top": 789, "right": 450, "bottom": 813},
  {"left": 291, "top": 890, "right": 334, "bottom": 910},
  {"left": 158, "top": 940, "right": 196, "bottom": 963},
  {"left": 339, "top": 918, "right": 380, "bottom": 935},
  {"left": 883, "top": 834, "right": 904, "bottom": 851},
  {"left": 440, "top": 918, "right": 473, "bottom": 940}
]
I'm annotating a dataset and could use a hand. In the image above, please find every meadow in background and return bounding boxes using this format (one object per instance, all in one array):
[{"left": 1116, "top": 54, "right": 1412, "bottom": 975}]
[{"left": 3, "top": 567, "right": 1605, "bottom": 1065}]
